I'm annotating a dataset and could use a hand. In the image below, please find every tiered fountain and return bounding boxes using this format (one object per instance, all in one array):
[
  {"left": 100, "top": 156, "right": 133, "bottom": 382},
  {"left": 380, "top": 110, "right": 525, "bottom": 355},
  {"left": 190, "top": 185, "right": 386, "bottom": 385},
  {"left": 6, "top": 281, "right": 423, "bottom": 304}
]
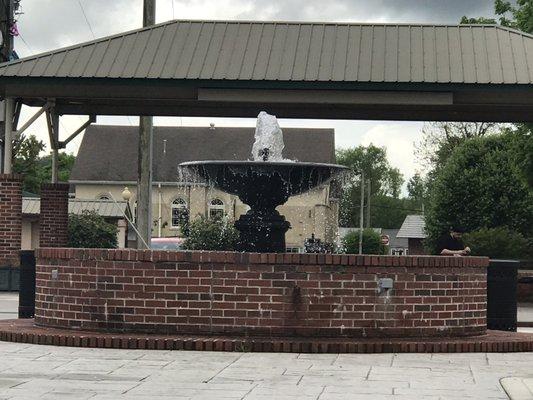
[{"left": 180, "top": 112, "right": 348, "bottom": 253}]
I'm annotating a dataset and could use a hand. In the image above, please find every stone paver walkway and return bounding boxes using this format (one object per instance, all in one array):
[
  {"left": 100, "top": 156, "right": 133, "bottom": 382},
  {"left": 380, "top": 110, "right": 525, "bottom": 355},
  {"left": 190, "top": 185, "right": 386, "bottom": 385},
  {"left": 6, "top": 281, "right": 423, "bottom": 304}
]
[
  {"left": 0, "top": 341, "right": 533, "bottom": 399},
  {"left": 501, "top": 377, "right": 533, "bottom": 400}
]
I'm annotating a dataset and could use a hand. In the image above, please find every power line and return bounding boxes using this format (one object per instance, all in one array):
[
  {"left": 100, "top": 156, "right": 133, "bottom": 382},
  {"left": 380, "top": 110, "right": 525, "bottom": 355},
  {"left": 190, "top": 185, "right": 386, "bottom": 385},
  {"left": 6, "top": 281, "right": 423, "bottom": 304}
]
[
  {"left": 77, "top": 0, "right": 95, "bottom": 39},
  {"left": 16, "top": 33, "right": 32, "bottom": 54}
]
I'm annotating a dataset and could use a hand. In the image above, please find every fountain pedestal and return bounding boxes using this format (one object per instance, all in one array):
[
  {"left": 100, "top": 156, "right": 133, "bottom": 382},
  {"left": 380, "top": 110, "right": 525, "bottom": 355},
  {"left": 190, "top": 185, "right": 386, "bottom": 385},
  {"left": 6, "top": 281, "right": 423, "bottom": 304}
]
[{"left": 235, "top": 211, "right": 290, "bottom": 253}]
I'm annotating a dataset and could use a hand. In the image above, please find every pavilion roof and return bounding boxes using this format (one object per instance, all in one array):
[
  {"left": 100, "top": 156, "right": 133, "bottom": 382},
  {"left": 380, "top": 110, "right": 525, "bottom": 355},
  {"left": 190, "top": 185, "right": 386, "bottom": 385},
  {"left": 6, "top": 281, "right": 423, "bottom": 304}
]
[{"left": 1, "top": 20, "right": 532, "bottom": 85}]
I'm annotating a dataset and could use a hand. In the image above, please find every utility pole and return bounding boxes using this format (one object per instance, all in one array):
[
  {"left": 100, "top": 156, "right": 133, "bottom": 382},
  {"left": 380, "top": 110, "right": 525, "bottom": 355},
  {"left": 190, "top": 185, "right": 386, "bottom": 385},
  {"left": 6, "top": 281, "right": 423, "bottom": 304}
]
[
  {"left": 358, "top": 172, "right": 365, "bottom": 255},
  {"left": 0, "top": 0, "right": 15, "bottom": 173},
  {"left": 136, "top": 0, "right": 155, "bottom": 249},
  {"left": 366, "top": 179, "right": 371, "bottom": 228}
]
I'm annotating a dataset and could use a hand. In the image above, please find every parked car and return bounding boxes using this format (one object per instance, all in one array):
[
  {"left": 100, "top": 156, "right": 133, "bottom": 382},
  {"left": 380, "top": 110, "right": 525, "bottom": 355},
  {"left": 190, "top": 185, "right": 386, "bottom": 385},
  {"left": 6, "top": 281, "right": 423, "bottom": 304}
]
[{"left": 150, "top": 237, "right": 185, "bottom": 250}]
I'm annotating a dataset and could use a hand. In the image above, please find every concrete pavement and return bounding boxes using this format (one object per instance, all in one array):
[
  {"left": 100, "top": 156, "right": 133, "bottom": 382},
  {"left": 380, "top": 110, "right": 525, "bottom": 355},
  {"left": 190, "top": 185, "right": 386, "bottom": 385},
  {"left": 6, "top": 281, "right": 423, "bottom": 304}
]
[
  {"left": 0, "top": 293, "right": 18, "bottom": 321},
  {"left": 1, "top": 341, "right": 533, "bottom": 399},
  {"left": 0, "top": 293, "right": 532, "bottom": 399}
]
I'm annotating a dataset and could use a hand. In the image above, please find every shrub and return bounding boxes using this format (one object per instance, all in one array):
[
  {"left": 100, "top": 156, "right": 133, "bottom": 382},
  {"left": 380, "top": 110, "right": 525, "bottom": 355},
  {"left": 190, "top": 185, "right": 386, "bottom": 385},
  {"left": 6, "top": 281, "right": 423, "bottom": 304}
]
[
  {"left": 342, "top": 229, "right": 386, "bottom": 255},
  {"left": 463, "top": 227, "right": 531, "bottom": 260},
  {"left": 183, "top": 216, "right": 239, "bottom": 251},
  {"left": 68, "top": 210, "right": 118, "bottom": 248}
]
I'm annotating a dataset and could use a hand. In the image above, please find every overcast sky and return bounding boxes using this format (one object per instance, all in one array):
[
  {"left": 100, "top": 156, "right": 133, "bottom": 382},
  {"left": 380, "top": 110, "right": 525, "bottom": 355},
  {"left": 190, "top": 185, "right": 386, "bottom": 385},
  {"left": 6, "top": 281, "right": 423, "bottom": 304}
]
[{"left": 13, "top": 0, "right": 498, "bottom": 186}]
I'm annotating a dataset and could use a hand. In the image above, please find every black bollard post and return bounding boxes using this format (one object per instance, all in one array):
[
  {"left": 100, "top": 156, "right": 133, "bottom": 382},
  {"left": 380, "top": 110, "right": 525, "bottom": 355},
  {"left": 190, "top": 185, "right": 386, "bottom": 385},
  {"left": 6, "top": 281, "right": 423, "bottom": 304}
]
[
  {"left": 487, "top": 259, "right": 518, "bottom": 331},
  {"left": 18, "top": 250, "right": 36, "bottom": 319}
]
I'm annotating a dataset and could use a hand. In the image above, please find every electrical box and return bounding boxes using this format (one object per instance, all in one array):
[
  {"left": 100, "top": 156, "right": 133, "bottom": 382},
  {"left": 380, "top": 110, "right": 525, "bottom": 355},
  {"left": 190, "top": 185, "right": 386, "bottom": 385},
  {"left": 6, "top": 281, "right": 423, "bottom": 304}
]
[{"left": 378, "top": 278, "right": 394, "bottom": 293}]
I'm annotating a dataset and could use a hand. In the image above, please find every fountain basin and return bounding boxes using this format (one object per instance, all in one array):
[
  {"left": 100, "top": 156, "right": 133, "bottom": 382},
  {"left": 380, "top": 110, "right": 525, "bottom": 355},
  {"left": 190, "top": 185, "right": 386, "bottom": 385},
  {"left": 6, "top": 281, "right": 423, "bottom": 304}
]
[{"left": 180, "top": 161, "right": 348, "bottom": 252}]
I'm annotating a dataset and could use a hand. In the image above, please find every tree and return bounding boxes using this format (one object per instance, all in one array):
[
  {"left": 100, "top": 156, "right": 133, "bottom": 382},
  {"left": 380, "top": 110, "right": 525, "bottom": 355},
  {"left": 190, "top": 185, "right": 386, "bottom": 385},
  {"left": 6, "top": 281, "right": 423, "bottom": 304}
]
[
  {"left": 39, "top": 152, "right": 76, "bottom": 183},
  {"left": 424, "top": 134, "right": 533, "bottom": 251},
  {"left": 12, "top": 135, "right": 45, "bottom": 194},
  {"left": 463, "top": 227, "right": 532, "bottom": 259},
  {"left": 462, "top": 0, "right": 533, "bottom": 34},
  {"left": 12, "top": 135, "right": 76, "bottom": 194},
  {"left": 407, "top": 173, "right": 427, "bottom": 207},
  {"left": 369, "top": 195, "right": 421, "bottom": 229},
  {"left": 415, "top": 122, "right": 499, "bottom": 169},
  {"left": 68, "top": 210, "right": 118, "bottom": 248},
  {"left": 506, "top": 123, "right": 533, "bottom": 189},
  {"left": 336, "top": 144, "right": 405, "bottom": 227}
]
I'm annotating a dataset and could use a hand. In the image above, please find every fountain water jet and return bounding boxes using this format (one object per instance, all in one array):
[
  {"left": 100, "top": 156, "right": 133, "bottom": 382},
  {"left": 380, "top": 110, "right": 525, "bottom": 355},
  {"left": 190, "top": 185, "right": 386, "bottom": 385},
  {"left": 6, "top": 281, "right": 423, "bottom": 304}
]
[{"left": 179, "top": 112, "right": 348, "bottom": 253}]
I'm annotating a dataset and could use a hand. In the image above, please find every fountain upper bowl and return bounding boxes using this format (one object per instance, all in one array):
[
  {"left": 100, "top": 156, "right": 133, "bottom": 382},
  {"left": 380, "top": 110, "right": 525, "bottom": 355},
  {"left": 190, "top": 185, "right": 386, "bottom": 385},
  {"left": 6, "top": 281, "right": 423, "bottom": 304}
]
[{"left": 179, "top": 160, "right": 349, "bottom": 198}]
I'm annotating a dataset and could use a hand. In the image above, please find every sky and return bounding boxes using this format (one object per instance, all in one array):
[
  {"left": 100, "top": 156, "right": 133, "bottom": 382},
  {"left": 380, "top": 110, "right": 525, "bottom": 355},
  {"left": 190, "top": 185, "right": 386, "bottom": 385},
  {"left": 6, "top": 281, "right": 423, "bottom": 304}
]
[{"left": 12, "top": 0, "right": 498, "bottom": 187}]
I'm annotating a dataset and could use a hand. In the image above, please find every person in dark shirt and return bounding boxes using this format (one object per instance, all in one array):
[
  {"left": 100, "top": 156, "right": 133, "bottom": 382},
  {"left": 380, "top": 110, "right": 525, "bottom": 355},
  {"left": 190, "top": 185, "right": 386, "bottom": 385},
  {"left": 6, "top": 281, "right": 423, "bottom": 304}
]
[{"left": 436, "top": 226, "right": 471, "bottom": 256}]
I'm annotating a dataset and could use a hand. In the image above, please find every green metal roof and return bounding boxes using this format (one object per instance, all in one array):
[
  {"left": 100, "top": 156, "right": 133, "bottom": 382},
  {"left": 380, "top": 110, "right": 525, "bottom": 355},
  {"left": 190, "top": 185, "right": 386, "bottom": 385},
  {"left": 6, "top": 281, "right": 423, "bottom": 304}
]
[{"left": 1, "top": 20, "right": 532, "bottom": 84}]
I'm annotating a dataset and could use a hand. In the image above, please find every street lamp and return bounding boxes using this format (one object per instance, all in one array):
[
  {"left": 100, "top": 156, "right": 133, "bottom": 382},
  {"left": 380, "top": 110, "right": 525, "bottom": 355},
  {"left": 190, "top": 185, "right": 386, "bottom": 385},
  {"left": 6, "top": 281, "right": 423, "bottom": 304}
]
[{"left": 121, "top": 186, "right": 132, "bottom": 202}]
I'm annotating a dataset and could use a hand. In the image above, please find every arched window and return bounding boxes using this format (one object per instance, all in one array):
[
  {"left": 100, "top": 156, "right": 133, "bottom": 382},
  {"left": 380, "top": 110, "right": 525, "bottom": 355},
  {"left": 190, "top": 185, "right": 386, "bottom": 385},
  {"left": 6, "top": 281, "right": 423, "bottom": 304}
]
[
  {"left": 97, "top": 193, "right": 111, "bottom": 201},
  {"left": 171, "top": 198, "right": 189, "bottom": 228},
  {"left": 208, "top": 198, "right": 225, "bottom": 220}
]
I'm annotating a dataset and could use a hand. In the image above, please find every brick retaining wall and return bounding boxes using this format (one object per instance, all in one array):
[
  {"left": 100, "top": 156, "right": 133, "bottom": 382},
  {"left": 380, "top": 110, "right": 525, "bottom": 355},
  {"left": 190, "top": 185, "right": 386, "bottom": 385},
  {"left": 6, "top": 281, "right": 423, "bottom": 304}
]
[
  {"left": 35, "top": 248, "right": 489, "bottom": 338},
  {"left": 0, "top": 174, "right": 22, "bottom": 267}
]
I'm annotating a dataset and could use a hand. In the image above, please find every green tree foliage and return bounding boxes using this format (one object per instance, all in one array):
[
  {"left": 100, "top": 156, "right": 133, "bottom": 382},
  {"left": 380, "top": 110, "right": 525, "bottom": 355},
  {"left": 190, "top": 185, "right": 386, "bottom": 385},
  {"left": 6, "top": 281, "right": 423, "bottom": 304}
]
[
  {"left": 369, "top": 195, "right": 421, "bottom": 229},
  {"left": 416, "top": 122, "right": 499, "bottom": 170},
  {"left": 460, "top": 0, "right": 533, "bottom": 189},
  {"left": 336, "top": 144, "right": 405, "bottom": 228},
  {"left": 463, "top": 227, "right": 532, "bottom": 259},
  {"left": 12, "top": 135, "right": 45, "bottom": 194},
  {"left": 507, "top": 124, "right": 533, "bottom": 189},
  {"left": 68, "top": 210, "right": 118, "bottom": 249},
  {"left": 342, "top": 229, "right": 386, "bottom": 255},
  {"left": 407, "top": 173, "right": 427, "bottom": 207},
  {"left": 183, "top": 216, "right": 239, "bottom": 251},
  {"left": 461, "top": 0, "right": 533, "bottom": 34},
  {"left": 39, "top": 152, "right": 76, "bottom": 183},
  {"left": 12, "top": 134, "right": 76, "bottom": 194},
  {"left": 424, "top": 134, "right": 533, "bottom": 252}
]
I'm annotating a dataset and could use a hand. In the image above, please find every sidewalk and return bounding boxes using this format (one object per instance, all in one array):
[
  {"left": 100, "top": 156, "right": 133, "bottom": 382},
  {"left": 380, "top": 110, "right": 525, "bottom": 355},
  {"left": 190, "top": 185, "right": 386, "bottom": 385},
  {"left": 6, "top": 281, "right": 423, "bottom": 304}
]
[
  {"left": 0, "top": 293, "right": 18, "bottom": 320},
  {"left": 1, "top": 341, "right": 532, "bottom": 399},
  {"left": 0, "top": 293, "right": 532, "bottom": 399},
  {"left": 501, "top": 377, "right": 533, "bottom": 400}
]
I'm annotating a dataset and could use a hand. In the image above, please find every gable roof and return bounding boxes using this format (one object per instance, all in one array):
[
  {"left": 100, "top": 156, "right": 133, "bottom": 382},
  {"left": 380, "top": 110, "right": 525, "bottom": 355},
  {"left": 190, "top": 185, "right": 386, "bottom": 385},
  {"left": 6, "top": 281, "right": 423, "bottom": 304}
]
[
  {"left": 1, "top": 20, "right": 532, "bottom": 84},
  {"left": 70, "top": 125, "right": 335, "bottom": 183},
  {"left": 397, "top": 214, "right": 427, "bottom": 239}
]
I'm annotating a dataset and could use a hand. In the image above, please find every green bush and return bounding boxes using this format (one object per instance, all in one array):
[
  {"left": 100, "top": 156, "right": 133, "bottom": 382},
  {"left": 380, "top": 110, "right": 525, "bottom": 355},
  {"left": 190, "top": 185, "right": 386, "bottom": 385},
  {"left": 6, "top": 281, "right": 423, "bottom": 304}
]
[
  {"left": 183, "top": 216, "right": 239, "bottom": 251},
  {"left": 463, "top": 227, "right": 531, "bottom": 259},
  {"left": 68, "top": 210, "right": 118, "bottom": 248},
  {"left": 342, "top": 229, "right": 386, "bottom": 255},
  {"left": 425, "top": 134, "right": 533, "bottom": 251}
]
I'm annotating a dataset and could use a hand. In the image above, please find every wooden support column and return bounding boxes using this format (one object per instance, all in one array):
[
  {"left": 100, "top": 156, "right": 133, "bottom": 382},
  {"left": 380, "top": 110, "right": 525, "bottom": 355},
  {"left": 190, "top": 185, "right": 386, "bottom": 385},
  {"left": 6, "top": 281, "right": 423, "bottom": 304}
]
[
  {"left": 136, "top": 0, "right": 156, "bottom": 249},
  {"left": 2, "top": 98, "right": 14, "bottom": 174}
]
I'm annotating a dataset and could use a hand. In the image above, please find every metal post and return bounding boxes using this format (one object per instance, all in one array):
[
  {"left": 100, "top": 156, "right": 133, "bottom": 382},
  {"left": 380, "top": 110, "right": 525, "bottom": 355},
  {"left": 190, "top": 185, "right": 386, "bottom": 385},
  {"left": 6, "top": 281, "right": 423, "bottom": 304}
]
[
  {"left": 366, "top": 179, "right": 371, "bottom": 228},
  {"left": 3, "top": 98, "right": 14, "bottom": 173},
  {"left": 136, "top": 0, "right": 156, "bottom": 249},
  {"left": 51, "top": 112, "right": 59, "bottom": 183},
  {"left": 358, "top": 172, "right": 364, "bottom": 255}
]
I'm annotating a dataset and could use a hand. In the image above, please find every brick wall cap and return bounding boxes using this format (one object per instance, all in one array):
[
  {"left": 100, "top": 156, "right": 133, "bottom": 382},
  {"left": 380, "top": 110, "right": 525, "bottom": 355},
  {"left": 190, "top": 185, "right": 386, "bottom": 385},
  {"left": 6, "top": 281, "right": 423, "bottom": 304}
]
[
  {"left": 35, "top": 248, "right": 490, "bottom": 268},
  {"left": 41, "top": 182, "right": 71, "bottom": 190},
  {"left": 0, "top": 173, "right": 23, "bottom": 181}
]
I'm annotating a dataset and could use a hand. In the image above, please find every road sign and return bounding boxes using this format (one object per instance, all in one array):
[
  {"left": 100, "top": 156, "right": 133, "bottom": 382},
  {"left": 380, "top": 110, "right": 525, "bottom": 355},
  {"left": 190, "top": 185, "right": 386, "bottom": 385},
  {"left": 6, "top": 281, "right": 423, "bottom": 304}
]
[{"left": 380, "top": 234, "right": 390, "bottom": 246}]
